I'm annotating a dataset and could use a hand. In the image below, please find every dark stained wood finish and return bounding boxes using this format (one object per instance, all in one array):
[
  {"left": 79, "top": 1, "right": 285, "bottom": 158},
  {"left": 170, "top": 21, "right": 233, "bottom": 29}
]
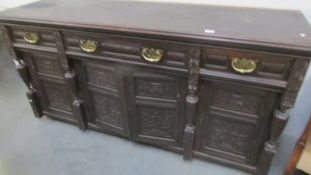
[
  {"left": 1, "top": 2, "right": 311, "bottom": 175},
  {"left": 285, "top": 117, "right": 311, "bottom": 175},
  {"left": 1, "top": 0, "right": 311, "bottom": 55}
]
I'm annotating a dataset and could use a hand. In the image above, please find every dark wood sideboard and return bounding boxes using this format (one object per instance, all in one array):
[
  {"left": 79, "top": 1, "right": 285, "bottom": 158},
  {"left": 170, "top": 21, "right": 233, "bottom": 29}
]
[{"left": 1, "top": 1, "right": 311, "bottom": 174}]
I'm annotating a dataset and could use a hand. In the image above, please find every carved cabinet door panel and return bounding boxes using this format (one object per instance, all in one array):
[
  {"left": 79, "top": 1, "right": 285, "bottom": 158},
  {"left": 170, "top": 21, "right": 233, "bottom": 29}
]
[
  {"left": 74, "top": 60, "right": 129, "bottom": 137},
  {"left": 23, "top": 52, "right": 75, "bottom": 121},
  {"left": 126, "top": 68, "right": 187, "bottom": 150},
  {"left": 194, "top": 80, "right": 278, "bottom": 166}
]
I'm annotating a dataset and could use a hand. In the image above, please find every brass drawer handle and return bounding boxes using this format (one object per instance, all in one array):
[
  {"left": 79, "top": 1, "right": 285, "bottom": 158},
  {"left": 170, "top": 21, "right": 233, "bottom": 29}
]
[
  {"left": 231, "top": 57, "right": 257, "bottom": 74},
  {"left": 79, "top": 39, "right": 97, "bottom": 53},
  {"left": 23, "top": 32, "right": 39, "bottom": 44},
  {"left": 141, "top": 48, "right": 164, "bottom": 63}
]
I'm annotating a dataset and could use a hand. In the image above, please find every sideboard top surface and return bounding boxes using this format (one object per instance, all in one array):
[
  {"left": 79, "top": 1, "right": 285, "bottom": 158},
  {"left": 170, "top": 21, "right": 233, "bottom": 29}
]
[{"left": 1, "top": 0, "right": 311, "bottom": 53}]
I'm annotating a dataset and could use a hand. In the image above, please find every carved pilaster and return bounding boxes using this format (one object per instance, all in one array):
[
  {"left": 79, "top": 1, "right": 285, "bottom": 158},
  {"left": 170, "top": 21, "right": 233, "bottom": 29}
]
[
  {"left": 257, "top": 58, "right": 309, "bottom": 175},
  {"left": 183, "top": 47, "right": 200, "bottom": 160},
  {"left": 54, "top": 31, "right": 87, "bottom": 130},
  {"left": 281, "top": 59, "right": 309, "bottom": 109}
]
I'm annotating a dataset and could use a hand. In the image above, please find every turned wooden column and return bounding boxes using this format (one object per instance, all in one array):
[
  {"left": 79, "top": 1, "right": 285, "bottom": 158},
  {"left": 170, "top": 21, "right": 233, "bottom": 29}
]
[
  {"left": 54, "top": 31, "right": 87, "bottom": 130},
  {"left": 183, "top": 47, "right": 200, "bottom": 160},
  {"left": 257, "top": 59, "right": 310, "bottom": 175},
  {"left": 2, "top": 25, "right": 43, "bottom": 118}
]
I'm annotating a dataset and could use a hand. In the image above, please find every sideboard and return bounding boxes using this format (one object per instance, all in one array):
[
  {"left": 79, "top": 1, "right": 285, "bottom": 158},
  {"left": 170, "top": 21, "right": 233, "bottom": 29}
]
[{"left": 1, "top": 1, "right": 311, "bottom": 174}]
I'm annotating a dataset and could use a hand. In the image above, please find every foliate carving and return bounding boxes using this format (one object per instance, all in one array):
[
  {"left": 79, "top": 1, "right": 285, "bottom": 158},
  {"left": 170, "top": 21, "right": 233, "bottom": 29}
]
[
  {"left": 281, "top": 59, "right": 310, "bottom": 109},
  {"left": 205, "top": 117, "right": 254, "bottom": 155},
  {"left": 92, "top": 93, "right": 122, "bottom": 127},
  {"left": 213, "top": 89, "right": 262, "bottom": 114},
  {"left": 134, "top": 79, "right": 177, "bottom": 99},
  {"left": 137, "top": 106, "right": 176, "bottom": 139},
  {"left": 86, "top": 67, "right": 116, "bottom": 89},
  {"left": 183, "top": 48, "right": 200, "bottom": 160},
  {"left": 187, "top": 50, "right": 200, "bottom": 94},
  {"left": 34, "top": 57, "right": 63, "bottom": 77},
  {"left": 102, "top": 41, "right": 140, "bottom": 55},
  {"left": 43, "top": 82, "right": 72, "bottom": 111}
]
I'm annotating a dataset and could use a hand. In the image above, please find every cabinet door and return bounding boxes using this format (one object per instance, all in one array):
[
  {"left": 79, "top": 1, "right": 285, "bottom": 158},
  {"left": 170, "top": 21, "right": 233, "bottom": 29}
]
[
  {"left": 23, "top": 52, "right": 74, "bottom": 122},
  {"left": 126, "top": 68, "right": 187, "bottom": 150},
  {"left": 194, "top": 80, "right": 277, "bottom": 165},
  {"left": 75, "top": 60, "right": 129, "bottom": 137}
]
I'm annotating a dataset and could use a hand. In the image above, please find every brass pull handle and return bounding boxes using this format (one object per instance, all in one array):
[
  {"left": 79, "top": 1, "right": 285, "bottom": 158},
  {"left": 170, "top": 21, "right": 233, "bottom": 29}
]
[
  {"left": 141, "top": 48, "right": 164, "bottom": 63},
  {"left": 23, "top": 32, "right": 39, "bottom": 44},
  {"left": 79, "top": 39, "right": 97, "bottom": 53},
  {"left": 231, "top": 57, "right": 257, "bottom": 74}
]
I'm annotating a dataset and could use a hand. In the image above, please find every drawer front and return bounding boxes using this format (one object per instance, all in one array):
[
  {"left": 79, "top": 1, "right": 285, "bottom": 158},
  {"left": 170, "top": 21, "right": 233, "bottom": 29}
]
[
  {"left": 62, "top": 31, "right": 188, "bottom": 69},
  {"left": 202, "top": 46, "right": 294, "bottom": 80},
  {"left": 127, "top": 69, "right": 187, "bottom": 148},
  {"left": 195, "top": 80, "right": 277, "bottom": 165},
  {"left": 10, "top": 26, "right": 56, "bottom": 47},
  {"left": 75, "top": 60, "right": 129, "bottom": 137}
]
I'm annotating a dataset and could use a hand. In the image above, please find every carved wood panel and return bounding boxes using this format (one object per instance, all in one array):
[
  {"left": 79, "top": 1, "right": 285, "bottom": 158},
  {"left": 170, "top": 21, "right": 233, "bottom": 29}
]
[
  {"left": 211, "top": 84, "right": 265, "bottom": 116},
  {"left": 85, "top": 63, "right": 117, "bottom": 89},
  {"left": 137, "top": 105, "right": 176, "bottom": 140},
  {"left": 91, "top": 91, "right": 122, "bottom": 129},
  {"left": 31, "top": 53, "right": 63, "bottom": 77},
  {"left": 75, "top": 60, "right": 129, "bottom": 136},
  {"left": 134, "top": 78, "right": 177, "bottom": 100},
  {"left": 204, "top": 111, "right": 255, "bottom": 157},
  {"left": 42, "top": 80, "right": 72, "bottom": 112},
  {"left": 127, "top": 69, "right": 186, "bottom": 148}
]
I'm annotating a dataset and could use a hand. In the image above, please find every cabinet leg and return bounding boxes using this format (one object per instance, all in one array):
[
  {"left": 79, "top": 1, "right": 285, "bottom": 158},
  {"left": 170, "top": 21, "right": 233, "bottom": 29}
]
[
  {"left": 26, "top": 90, "right": 42, "bottom": 118},
  {"left": 183, "top": 124, "right": 195, "bottom": 160},
  {"left": 257, "top": 109, "right": 288, "bottom": 175},
  {"left": 72, "top": 99, "right": 87, "bottom": 131},
  {"left": 256, "top": 142, "right": 277, "bottom": 175}
]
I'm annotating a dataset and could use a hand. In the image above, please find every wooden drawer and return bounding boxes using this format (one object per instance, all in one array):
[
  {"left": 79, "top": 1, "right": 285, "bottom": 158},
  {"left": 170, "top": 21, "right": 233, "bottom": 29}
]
[
  {"left": 62, "top": 30, "right": 189, "bottom": 69},
  {"left": 10, "top": 26, "right": 56, "bottom": 48},
  {"left": 202, "top": 46, "right": 294, "bottom": 80}
]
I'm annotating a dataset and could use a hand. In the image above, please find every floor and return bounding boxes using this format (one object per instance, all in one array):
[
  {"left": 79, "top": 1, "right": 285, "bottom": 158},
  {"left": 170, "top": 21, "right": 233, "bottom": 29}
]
[{"left": 0, "top": 1, "right": 311, "bottom": 175}]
